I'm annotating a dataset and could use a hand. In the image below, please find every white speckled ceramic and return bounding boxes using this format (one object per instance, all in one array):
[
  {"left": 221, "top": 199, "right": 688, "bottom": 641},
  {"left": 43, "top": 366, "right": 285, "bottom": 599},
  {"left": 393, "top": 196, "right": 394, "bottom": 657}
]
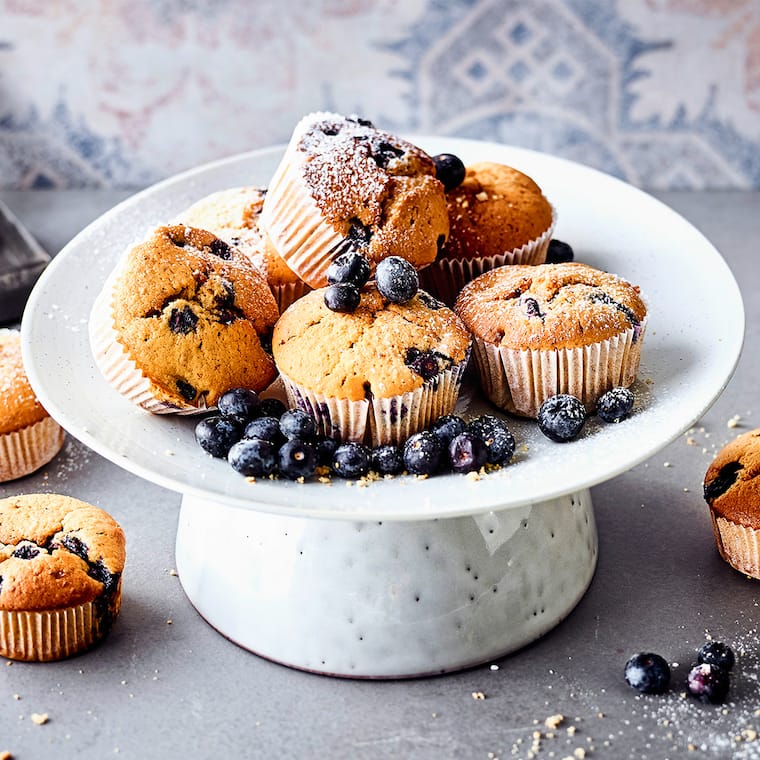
[{"left": 176, "top": 490, "right": 596, "bottom": 677}]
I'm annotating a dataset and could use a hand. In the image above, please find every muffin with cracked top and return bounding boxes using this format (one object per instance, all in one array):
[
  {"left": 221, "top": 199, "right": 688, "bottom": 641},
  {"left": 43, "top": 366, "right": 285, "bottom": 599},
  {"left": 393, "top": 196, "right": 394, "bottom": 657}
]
[
  {"left": 455, "top": 262, "right": 647, "bottom": 418},
  {"left": 261, "top": 112, "right": 449, "bottom": 288},
  {"left": 90, "top": 224, "right": 279, "bottom": 413},
  {"left": 272, "top": 286, "right": 471, "bottom": 446}
]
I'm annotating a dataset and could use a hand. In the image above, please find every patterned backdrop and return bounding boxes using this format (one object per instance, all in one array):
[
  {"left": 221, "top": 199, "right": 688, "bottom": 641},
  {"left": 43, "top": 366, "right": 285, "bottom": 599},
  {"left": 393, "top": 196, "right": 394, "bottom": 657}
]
[{"left": 1, "top": 0, "right": 759, "bottom": 190}]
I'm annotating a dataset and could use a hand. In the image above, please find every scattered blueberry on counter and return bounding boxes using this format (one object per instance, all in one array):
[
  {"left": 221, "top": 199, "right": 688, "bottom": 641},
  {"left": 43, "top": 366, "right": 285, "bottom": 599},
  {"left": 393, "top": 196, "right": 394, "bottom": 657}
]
[
  {"left": 537, "top": 394, "right": 587, "bottom": 442},
  {"left": 624, "top": 652, "right": 671, "bottom": 695},
  {"left": 596, "top": 387, "right": 635, "bottom": 423}
]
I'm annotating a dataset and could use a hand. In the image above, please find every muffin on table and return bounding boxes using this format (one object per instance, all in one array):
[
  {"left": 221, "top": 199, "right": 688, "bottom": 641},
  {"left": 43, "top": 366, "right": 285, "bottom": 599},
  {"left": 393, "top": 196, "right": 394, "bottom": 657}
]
[
  {"left": 261, "top": 112, "right": 449, "bottom": 288},
  {"left": 0, "top": 493, "right": 126, "bottom": 661},
  {"left": 0, "top": 329, "right": 65, "bottom": 482},
  {"left": 455, "top": 262, "right": 647, "bottom": 418},
  {"left": 89, "top": 224, "right": 279, "bottom": 414}
]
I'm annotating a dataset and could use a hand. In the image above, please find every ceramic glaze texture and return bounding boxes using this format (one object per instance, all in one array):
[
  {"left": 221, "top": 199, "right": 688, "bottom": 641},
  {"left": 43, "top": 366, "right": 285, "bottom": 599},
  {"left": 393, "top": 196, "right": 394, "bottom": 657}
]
[
  {"left": 1, "top": 1, "right": 758, "bottom": 190},
  {"left": 175, "top": 491, "right": 597, "bottom": 677}
]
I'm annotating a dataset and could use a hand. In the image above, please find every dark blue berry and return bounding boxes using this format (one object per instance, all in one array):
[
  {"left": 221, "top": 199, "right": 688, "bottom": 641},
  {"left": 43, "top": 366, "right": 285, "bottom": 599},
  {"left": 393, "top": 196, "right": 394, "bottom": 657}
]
[
  {"left": 375, "top": 256, "right": 419, "bottom": 304},
  {"left": 12, "top": 543, "right": 40, "bottom": 560},
  {"left": 429, "top": 414, "right": 466, "bottom": 447},
  {"left": 522, "top": 297, "right": 543, "bottom": 319},
  {"left": 403, "top": 431, "right": 443, "bottom": 476},
  {"left": 467, "top": 415, "right": 516, "bottom": 466},
  {"left": 704, "top": 461, "right": 743, "bottom": 503},
  {"left": 545, "top": 239, "right": 574, "bottom": 264},
  {"left": 244, "top": 416, "right": 284, "bottom": 445},
  {"left": 697, "top": 641, "right": 735, "bottom": 672},
  {"left": 596, "top": 387, "right": 634, "bottom": 423},
  {"left": 278, "top": 438, "right": 317, "bottom": 480},
  {"left": 168, "top": 305, "right": 198, "bottom": 334},
  {"left": 228, "top": 438, "right": 278, "bottom": 477},
  {"left": 331, "top": 442, "right": 371, "bottom": 479},
  {"left": 176, "top": 379, "right": 197, "bottom": 402},
  {"left": 314, "top": 435, "right": 339, "bottom": 467},
  {"left": 217, "top": 387, "right": 260, "bottom": 424},
  {"left": 324, "top": 282, "right": 361, "bottom": 312},
  {"left": 279, "top": 408, "right": 317, "bottom": 440},
  {"left": 448, "top": 431, "right": 488, "bottom": 474},
  {"left": 537, "top": 394, "right": 586, "bottom": 442},
  {"left": 195, "top": 415, "right": 241, "bottom": 458},
  {"left": 258, "top": 397, "right": 287, "bottom": 419},
  {"left": 432, "top": 153, "right": 466, "bottom": 192},
  {"left": 209, "top": 238, "right": 232, "bottom": 259},
  {"left": 687, "top": 663, "right": 730, "bottom": 704},
  {"left": 624, "top": 652, "right": 671, "bottom": 695},
  {"left": 371, "top": 444, "right": 404, "bottom": 476},
  {"left": 327, "top": 250, "right": 371, "bottom": 288},
  {"left": 404, "top": 347, "right": 449, "bottom": 380}
]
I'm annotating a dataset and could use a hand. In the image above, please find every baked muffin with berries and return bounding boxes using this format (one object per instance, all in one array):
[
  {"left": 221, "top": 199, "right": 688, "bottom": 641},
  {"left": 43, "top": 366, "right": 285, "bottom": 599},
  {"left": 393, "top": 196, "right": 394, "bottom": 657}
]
[
  {"left": 272, "top": 285, "right": 471, "bottom": 446},
  {"left": 455, "top": 262, "right": 647, "bottom": 418},
  {"left": 90, "top": 224, "right": 279, "bottom": 413},
  {"left": 420, "top": 161, "right": 555, "bottom": 305},
  {"left": 261, "top": 112, "right": 449, "bottom": 288},
  {"left": 176, "top": 186, "right": 309, "bottom": 311}
]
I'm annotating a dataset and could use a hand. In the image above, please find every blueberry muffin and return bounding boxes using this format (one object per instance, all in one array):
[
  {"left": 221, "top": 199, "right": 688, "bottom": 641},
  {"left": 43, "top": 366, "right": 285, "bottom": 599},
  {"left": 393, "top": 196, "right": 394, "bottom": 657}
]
[
  {"left": 272, "top": 286, "right": 471, "bottom": 445},
  {"left": 455, "top": 262, "right": 647, "bottom": 418},
  {"left": 0, "top": 493, "right": 126, "bottom": 661},
  {"left": 0, "top": 329, "right": 65, "bottom": 482},
  {"left": 420, "top": 161, "right": 555, "bottom": 305},
  {"left": 176, "top": 186, "right": 310, "bottom": 311},
  {"left": 704, "top": 429, "right": 760, "bottom": 579},
  {"left": 261, "top": 112, "right": 449, "bottom": 288},
  {"left": 90, "top": 224, "right": 279, "bottom": 413}
]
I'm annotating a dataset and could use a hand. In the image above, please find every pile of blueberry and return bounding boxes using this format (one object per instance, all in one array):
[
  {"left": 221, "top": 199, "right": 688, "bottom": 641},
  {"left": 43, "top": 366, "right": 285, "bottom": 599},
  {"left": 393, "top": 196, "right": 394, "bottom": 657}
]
[
  {"left": 194, "top": 387, "right": 516, "bottom": 482},
  {"left": 624, "top": 641, "right": 735, "bottom": 704}
]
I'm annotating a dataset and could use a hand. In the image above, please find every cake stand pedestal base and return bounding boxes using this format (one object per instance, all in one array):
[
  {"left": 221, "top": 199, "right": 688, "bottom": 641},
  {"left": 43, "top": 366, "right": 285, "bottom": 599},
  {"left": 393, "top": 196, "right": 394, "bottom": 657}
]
[{"left": 175, "top": 489, "right": 597, "bottom": 678}]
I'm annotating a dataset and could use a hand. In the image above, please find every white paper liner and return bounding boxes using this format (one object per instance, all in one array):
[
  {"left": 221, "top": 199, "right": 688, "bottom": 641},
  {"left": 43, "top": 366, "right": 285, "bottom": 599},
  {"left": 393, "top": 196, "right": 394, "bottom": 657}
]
[
  {"left": 0, "top": 417, "right": 65, "bottom": 483},
  {"left": 89, "top": 263, "right": 208, "bottom": 415},
  {"left": 419, "top": 205, "right": 557, "bottom": 305},
  {"left": 0, "top": 584, "right": 121, "bottom": 662},
  {"left": 471, "top": 318, "right": 647, "bottom": 418},
  {"left": 279, "top": 360, "right": 468, "bottom": 446},
  {"left": 711, "top": 514, "right": 760, "bottom": 580}
]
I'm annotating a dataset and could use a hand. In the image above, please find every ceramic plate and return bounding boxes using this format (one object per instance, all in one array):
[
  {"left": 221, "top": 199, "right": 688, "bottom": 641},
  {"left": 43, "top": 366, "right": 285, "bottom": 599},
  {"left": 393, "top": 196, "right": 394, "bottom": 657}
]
[{"left": 21, "top": 138, "right": 744, "bottom": 520}]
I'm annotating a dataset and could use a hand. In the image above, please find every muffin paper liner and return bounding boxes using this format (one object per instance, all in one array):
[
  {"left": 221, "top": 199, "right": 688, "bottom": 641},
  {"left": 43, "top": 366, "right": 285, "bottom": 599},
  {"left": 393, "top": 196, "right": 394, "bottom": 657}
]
[
  {"left": 0, "top": 584, "right": 122, "bottom": 662},
  {"left": 0, "top": 417, "right": 65, "bottom": 483},
  {"left": 279, "top": 359, "right": 468, "bottom": 446},
  {"left": 272, "top": 280, "right": 312, "bottom": 313},
  {"left": 711, "top": 514, "right": 760, "bottom": 580},
  {"left": 471, "top": 318, "right": 647, "bottom": 418},
  {"left": 419, "top": 205, "right": 557, "bottom": 306}
]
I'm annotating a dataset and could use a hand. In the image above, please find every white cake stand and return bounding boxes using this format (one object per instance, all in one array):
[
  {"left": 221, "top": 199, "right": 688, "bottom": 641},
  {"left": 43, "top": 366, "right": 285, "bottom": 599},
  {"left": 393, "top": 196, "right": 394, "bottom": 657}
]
[{"left": 21, "top": 139, "right": 744, "bottom": 677}]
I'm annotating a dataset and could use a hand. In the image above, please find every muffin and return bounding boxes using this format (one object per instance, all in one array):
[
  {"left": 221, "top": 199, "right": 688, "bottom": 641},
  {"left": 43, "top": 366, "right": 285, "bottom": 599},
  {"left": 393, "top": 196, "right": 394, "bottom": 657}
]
[
  {"left": 420, "top": 161, "right": 556, "bottom": 305},
  {"left": 0, "top": 329, "right": 65, "bottom": 482},
  {"left": 0, "top": 493, "right": 126, "bottom": 661},
  {"left": 90, "top": 224, "right": 279, "bottom": 414},
  {"left": 272, "top": 286, "right": 471, "bottom": 445},
  {"left": 176, "top": 186, "right": 310, "bottom": 311},
  {"left": 261, "top": 112, "right": 449, "bottom": 288},
  {"left": 455, "top": 262, "right": 647, "bottom": 418},
  {"left": 704, "top": 429, "right": 760, "bottom": 579}
]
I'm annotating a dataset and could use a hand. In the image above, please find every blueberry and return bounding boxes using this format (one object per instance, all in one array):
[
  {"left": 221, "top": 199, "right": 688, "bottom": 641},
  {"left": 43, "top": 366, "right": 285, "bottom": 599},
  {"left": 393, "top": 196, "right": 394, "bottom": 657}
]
[
  {"left": 12, "top": 543, "right": 40, "bottom": 560},
  {"left": 371, "top": 444, "right": 404, "bottom": 476},
  {"left": 375, "top": 256, "right": 419, "bottom": 304},
  {"left": 217, "top": 387, "right": 260, "bottom": 424},
  {"left": 331, "top": 442, "right": 371, "bottom": 479},
  {"left": 168, "top": 305, "right": 198, "bottom": 334},
  {"left": 278, "top": 438, "right": 317, "bottom": 480},
  {"left": 258, "top": 398, "right": 287, "bottom": 419},
  {"left": 324, "top": 282, "right": 361, "bottom": 312},
  {"left": 403, "top": 431, "right": 443, "bottom": 476},
  {"left": 228, "top": 438, "right": 278, "bottom": 477},
  {"left": 522, "top": 297, "right": 543, "bottom": 319},
  {"left": 244, "top": 416, "right": 284, "bottom": 445},
  {"left": 327, "top": 250, "right": 371, "bottom": 288},
  {"left": 704, "top": 461, "right": 743, "bottom": 503},
  {"left": 467, "top": 415, "right": 516, "bottom": 465},
  {"left": 429, "top": 414, "right": 467, "bottom": 447},
  {"left": 314, "top": 435, "right": 339, "bottom": 467},
  {"left": 537, "top": 394, "right": 586, "bottom": 443},
  {"left": 545, "top": 239, "right": 574, "bottom": 264},
  {"left": 624, "top": 652, "right": 671, "bottom": 695},
  {"left": 404, "top": 347, "right": 449, "bottom": 380},
  {"left": 697, "top": 641, "right": 735, "bottom": 672},
  {"left": 432, "top": 153, "right": 466, "bottom": 192},
  {"left": 596, "top": 387, "right": 634, "bottom": 423},
  {"left": 176, "top": 379, "right": 197, "bottom": 402},
  {"left": 279, "top": 408, "right": 317, "bottom": 440},
  {"left": 195, "top": 415, "right": 241, "bottom": 458},
  {"left": 687, "top": 663, "right": 730, "bottom": 704},
  {"left": 448, "top": 431, "right": 488, "bottom": 474}
]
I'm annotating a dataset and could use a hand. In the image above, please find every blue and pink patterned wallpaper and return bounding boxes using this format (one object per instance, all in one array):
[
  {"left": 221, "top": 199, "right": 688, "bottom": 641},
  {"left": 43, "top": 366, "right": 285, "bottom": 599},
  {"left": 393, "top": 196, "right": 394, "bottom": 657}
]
[{"left": 1, "top": 0, "right": 759, "bottom": 190}]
